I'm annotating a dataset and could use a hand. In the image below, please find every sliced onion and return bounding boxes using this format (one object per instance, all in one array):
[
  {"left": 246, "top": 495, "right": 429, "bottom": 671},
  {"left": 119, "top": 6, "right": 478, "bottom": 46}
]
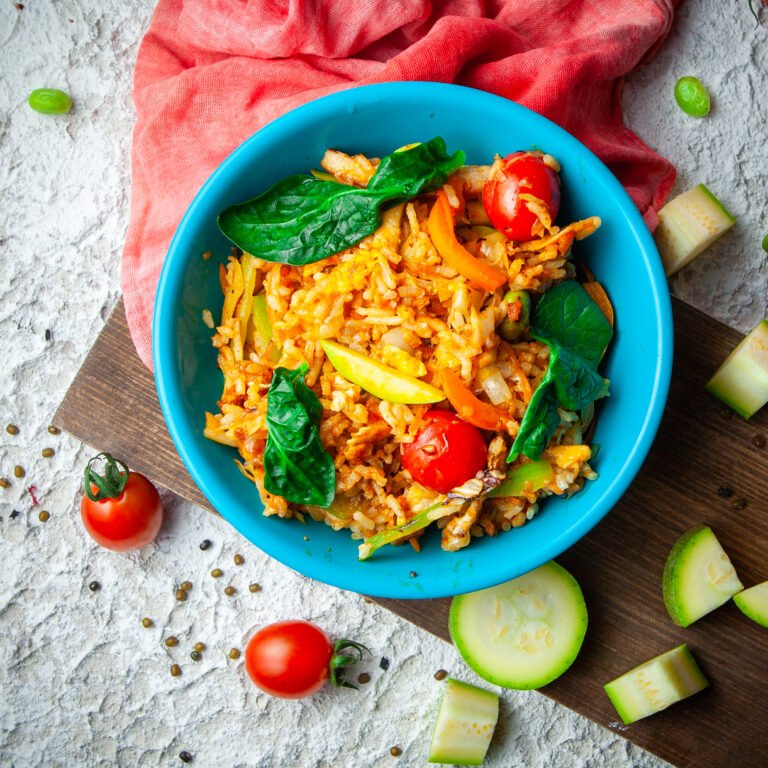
[
  {"left": 381, "top": 328, "right": 414, "bottom": 355},
  {"left": 477, "top": 364, "right": 512, "bottom": 405}
]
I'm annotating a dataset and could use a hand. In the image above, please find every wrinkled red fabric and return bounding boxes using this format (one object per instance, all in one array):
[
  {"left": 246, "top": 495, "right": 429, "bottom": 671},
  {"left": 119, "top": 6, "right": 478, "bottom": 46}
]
[{"left": 122, "top": 0, "right": 679, "bottom": 369}]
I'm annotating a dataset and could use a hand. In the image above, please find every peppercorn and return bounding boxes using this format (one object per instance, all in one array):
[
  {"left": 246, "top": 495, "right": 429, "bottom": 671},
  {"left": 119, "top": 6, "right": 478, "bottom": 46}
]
[
  {"left": 179, "top": 751, "right": 193, "bottom": 763},
  {"left": 170, "top": 664, "right": 181, "bottom": 677},
  {"left": 224, "top": 585, "right": 236, "bottom": 597},
  {"left": 38, "top": 510, "right": 50, "bottom": 523},
  {"left": 228, "top": 648, "right": 241, "bottom": 660},
  {"left": 175, "top": 589, "right": 187, "bottom": 602},
  {"left": 717, "top": 486, "right": 734, "bottom": 498},
  {"left": 194, "top": 642, "right": 206, "bottom": 653},
  {"left": 88, "top": 581, "right": 100, "bottom": 592},
  {"left": 248, "top": 583, "right": 261, "bottom": 593},
  {"left": 41, "top": 448, "right": 55, "bottom": 458},
  {"left": 434, "top": 669, "right": 448, "bottom": 681},
  {"left": 0, "top": 478, "right": 10, "bottom": 489},
  {"left": 6, "top": 424, "right": 19, "bottom": 435},
  {"left": 47, "top": 425, "right": 60, "bottom": 435},
  {"left": 141, "top": 617, "right": 153, "bottom": 628},
  {"left": 14, "top": 466, "right": 25, "bottom": 479},
  {"left": 180, "top": 581, "right": 192, "bottom": 592},
  {"left": 165, "top": 636, "right": 179, "bottom": 647},
  {"left": 234, "top": 553, "right": 244, "bottom": 566},
  {"left": 409, "top": 571, "right": 417, "bottom": 578},
  {"left": 190, "top": 651, "right": 201, "bottom": 662},
  {"left": 390, "top": 746, "right": 402, "bottom": 757},
  {"left": 379, "top": 657, "right": 390, "bottom": 671},
  {"left": 357, "top": 673, "right": 371, "bottom": 685},
  {"left": 211, "top": 568, "right": 223, "bottom": 578},
  {"left": 199, "top": 539, "right": 212, "bottom": 551},
  {"left": 753, "top": 434, "right": 766, "bottom": 449}
]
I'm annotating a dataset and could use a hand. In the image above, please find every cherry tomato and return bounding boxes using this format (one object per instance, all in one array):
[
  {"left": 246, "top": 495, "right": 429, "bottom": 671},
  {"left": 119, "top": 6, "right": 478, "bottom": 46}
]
[
  {"left": 245, "top": 621, "right": 369, "bottom": 699},
  {"left": 80, "top": 453, "right": 162, "bottom": 551},
  {"left": 482, "top": 152, "right": 561, "bottom": 242},
  {"left": 401, "top": 409, "right": 487, "bottom": 494}
]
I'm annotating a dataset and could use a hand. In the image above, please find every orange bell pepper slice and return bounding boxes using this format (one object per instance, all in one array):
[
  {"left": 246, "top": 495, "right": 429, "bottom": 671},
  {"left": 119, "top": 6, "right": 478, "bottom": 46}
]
[
  {"left": 442, "top": 371, "right": 507, "bottom": 431},
  {"left": 428, "top": 190, "right": 508, "bottom": 292},
  {"left": 583, "top": 281, "right": 614, "bottom": 327}
]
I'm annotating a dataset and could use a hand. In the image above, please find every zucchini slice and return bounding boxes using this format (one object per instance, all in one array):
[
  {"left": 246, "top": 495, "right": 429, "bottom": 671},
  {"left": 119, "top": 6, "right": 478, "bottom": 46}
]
[
  {"left": 706, "top": 319, "right": 768, "bottom": 419},
  {"left": 662, "top": 525, "right": 743, "bottom": 627},
  {"left": 733, "top": 581, "right": 768, "bottom": 628},
  {"left": 449, "top": 561, "right": 587, "bottom": 690},
  {"left": 654, "top": 184, "right": 735, "bottom": 276},
  {"left": 604, "top": 644, "right": 709, "bottom": 725},
  {"left": 428, "top": 678, "right": 499, "bottom": 765}
]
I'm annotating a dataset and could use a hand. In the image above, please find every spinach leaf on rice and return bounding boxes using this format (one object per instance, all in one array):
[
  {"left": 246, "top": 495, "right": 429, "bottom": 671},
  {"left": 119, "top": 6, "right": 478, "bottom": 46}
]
[{"left": 264, "top": 363, "right": 335, "bottom": 508}]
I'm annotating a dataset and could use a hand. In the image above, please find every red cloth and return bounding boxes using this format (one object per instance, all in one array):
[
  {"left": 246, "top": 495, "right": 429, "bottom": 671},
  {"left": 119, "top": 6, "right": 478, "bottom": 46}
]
[{"left": 123, "top": 0, "right": 678, "bottom": 370}]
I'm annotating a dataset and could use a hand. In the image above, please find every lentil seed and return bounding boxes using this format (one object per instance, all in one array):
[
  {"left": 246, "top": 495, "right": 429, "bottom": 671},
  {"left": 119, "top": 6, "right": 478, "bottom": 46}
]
[
  {"left": 190, "top": 651, "right": 201, "bottom": 662},
  {"left": 14, "top": 466, "right": 25, "bottom": 479},
  {"left": 170, "top": 664, "right": 181, "bottom": 677},
  {"left": 717, "top": 486, "right": 734, "bottom": 498},
  {"left": 179, "top": 752, "right": 193, "bottom": 764},
  {"left": 434, "top": 669, "right": 448, "bottom": 681},
  {"left": 357, "top": 672, "right": 370, "bottom": 685},
  {"left": 180, "top": 581, "right": 192, "bottom": 591},
  {"left": 390, "top": 746, "right": 402, "bottom": 757},
  {"left": 0, "top": 478, "right": 10, "bottom": 489},
  {"left": 47, "top": 425, "right": 60, "bottom": 435},
  {"left": 224, "top": 585, "right": 236, "bottom": 597},
  {"left": 234, "top": 553, "right": 245, "bottom": 565},
  {"left": 211, "top": 568, "right": 223, "bottom": 578},
  {"left": 199, "top": 539, "right": 212, "bottom": 550},
  {"left": 731, "top": 497, "right": 747, "bottom": 510},
  {"left": 194, "top": 642, "right": 206, "bottom": 653},
  {"left": 38, "top": 510, "right": 50, "bottom": 523},
  {"left": 141, "top": 617, "right": 153, "bottom": 628},
  {"left": 41, "top": 448, "right": 55, "bottom": 458},
  {"left": 5, "top": 424, "right": 19, "bottom": 435},
  {"left": 229, "top": 648, "right": 241, "bottom": 660},
  {"left": 165, "top": 636, "right": 179, "bottom": 647},
  {"left": 248, "top": 583, "right": 261, "bottom": 593},
  {"left": 753, "top": 434, "right": 766, "bottom": 449},
  {"left": 175, "top": 589, "right": 187, "bottom": 602},
  {"left": 88, "top": 581, "right": 100, "bottom": 592}
]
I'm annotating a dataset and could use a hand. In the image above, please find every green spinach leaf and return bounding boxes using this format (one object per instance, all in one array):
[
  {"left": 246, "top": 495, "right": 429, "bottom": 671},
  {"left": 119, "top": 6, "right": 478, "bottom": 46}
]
[
  {"left": 217, "top": 137, "right": 465, "bottom": 265},
  {"left": 264, "top": 363, "right": 336, "bottom": 508},
  {"left": 508, "top": 281, "right": 613, "bottom": 462}
]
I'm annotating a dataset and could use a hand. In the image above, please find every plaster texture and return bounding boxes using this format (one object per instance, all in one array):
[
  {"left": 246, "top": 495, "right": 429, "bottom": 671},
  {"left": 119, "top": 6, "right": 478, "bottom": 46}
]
[{"left": 0, "top": 1, "right": 765, "bottom": 766}]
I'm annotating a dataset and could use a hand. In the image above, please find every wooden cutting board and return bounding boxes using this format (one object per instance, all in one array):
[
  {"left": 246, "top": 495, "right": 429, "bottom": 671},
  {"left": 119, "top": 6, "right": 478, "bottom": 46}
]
[{"left": 54, "top": 297, "right": 768, "bottom": 768}]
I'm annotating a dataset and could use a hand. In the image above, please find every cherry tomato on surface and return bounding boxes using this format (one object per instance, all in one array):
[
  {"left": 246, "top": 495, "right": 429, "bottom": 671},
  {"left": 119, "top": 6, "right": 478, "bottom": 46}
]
[
  {"left": 80, "top": 453, "right": 162, "bottom": 551},
  {"left": 401, "top": 409, "right": 488, "bottom": 494},
  {"left": 482, "top": 151, "right": 561, "bottom": 242},
  {"left": 245, "top": 621, "right": 369, "bottom": 699}
]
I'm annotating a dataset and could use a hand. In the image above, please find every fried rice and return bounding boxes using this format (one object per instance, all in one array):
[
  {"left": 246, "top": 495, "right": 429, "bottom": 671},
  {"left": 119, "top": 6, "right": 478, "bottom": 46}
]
[{"left": 204, "top": 150, "right": 602, "bottom": 556}]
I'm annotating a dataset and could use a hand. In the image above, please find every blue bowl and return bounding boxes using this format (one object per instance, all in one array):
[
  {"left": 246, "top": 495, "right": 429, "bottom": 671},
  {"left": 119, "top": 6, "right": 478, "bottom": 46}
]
[{"left": 154, "top": 82, "right": 672, "bottom": 599}]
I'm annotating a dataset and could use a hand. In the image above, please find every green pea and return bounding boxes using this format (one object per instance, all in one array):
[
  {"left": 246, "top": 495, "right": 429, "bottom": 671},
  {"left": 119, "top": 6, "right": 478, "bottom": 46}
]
[
  {"left": 674, "top": 77, "right": 710, "bottom": 118},
  {"left": 762, "top": 233, "right": 768, "bottom": 253},
  {"left": 28, "top": 88, "right": 72, "bottom": 115}
]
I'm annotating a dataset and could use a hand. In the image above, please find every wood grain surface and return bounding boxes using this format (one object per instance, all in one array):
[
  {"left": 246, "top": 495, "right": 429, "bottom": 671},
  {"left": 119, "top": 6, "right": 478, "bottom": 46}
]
[{"left": 54, "top": 298, "right": 768, "bottom": 768}]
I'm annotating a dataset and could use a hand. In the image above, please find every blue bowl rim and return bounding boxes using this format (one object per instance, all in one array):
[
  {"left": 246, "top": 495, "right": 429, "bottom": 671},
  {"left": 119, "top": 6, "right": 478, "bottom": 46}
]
[{"left": 153, "top": 81, "right": 673, "bottom": 598}]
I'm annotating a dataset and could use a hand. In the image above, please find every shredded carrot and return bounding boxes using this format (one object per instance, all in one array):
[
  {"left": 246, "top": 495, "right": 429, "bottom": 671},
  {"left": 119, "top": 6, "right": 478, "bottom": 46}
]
[{"left": 507, "top": 349, "right": 533, "bottom": 403}]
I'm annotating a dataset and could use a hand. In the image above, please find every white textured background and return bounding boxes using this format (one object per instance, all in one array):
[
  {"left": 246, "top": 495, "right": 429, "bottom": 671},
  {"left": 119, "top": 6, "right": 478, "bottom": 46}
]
[{"left": 1, "top": 1, "right": 766, "bottom": 766}]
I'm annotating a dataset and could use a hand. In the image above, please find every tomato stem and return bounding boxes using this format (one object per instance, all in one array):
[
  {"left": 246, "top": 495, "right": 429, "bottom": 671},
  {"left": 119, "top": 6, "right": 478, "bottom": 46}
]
[
  {"left": 329, "top": 639, "right": 371, "bottom": 689},
  {"left": 84, "top": 452, "right": 130, "bottom": 501}
]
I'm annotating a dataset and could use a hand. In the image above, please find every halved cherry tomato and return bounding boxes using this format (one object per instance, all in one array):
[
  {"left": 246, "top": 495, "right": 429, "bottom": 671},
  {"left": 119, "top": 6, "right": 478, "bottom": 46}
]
[
  {"left": 401, "top": 409, "right": 487, "bottom": 494},
  {"left": 80, "top": 453, "right": 162, "bottom": 551},
  {"left": 482, "top": 152, "right": 561, "bottom": 242},
  {"left": 245, "top": 621, "right": 369, "bottom": 699}
]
